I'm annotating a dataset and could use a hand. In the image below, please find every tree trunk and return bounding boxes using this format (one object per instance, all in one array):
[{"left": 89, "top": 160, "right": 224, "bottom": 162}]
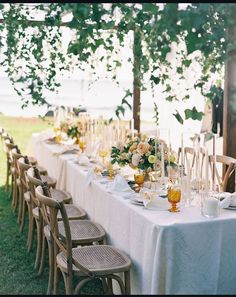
[
  {"left": 133, "top": 29, "right": 141, "bottom": 133},
  {"left": 223, "top": 23, "right": 236, "bottom": 192}
]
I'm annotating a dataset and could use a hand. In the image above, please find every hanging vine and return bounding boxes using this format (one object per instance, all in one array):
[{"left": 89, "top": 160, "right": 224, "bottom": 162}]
[{"left": 0, "top": 3, "right": 235, "bottom": 123}]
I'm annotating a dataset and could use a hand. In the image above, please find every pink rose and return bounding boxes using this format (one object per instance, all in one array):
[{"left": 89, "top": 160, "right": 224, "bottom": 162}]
[
  {"left": 132, "top": 153, "right": 141, "bottom": 167},
  {"left": 137, "top": 142, "right": 150, "bottom": 155}
]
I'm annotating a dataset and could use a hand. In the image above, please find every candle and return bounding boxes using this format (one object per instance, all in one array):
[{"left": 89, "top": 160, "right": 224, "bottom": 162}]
[
  {"left": 184, "top": 159, "right": 191, "bottom": 207},
  {"left": 213, "top": 134, "right": 216, "bottom": 191},
  {"left": 204, "top": 197, "right": 219, "bottom": 217},
  {"left": 161, "top": 142, "right": 165, "bottom": 179},
  {"left": 205, "top": 147, "right": 209, "bottom": 192},
  {"left": 181, "top": 132, "right": 184, "bottom": 177}
]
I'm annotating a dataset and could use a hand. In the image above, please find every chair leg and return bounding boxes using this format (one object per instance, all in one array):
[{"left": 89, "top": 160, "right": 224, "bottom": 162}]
[
  {"left": 17, "top": 187, "right": 23, "bottom": 225},
  {"left": 64, "top": 272, "right": 73, "bottom": 295},
  {"left": 124, "top": 271, "right": 131, "bottom": 294},
  {"left": 27, "top": 206, "right": 35, "bottom": 252},
  {"left": 19, "top": 199, "right": 26, "bottom": 233},
  {"left": 11, "top": 178, "right": 18, "bottom": 212},
  {"left": 34, "top": 218, "right": 42, "bottom": 270},
  {"left": 101, "top": 278, "right": 109, "bottom": 294},
  {"left": 5, "top": 159, "right": 10, "bottom": 191},
  {"left": 47, "top": 237, "right": 54, "bottom": 295},
  {"left": 53, "top": 265, "right": 60, "bottom": 295},
  {"left": 38, "top": 233, "right": 46, "bottom": 276},
  {"left": 107, "top": 277, "right": 113, "bottom": 294}
]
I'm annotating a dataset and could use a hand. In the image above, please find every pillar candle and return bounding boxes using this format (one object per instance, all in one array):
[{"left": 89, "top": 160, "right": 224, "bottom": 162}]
[
  {"left": 213, "top": 134, "right": 216, "bottom": 191},
  {"left": 181, "top": 132, "right": 184, "bottom": 167},
  {"left": 205, "top": 147, "right": 209, "bottom": 192},
  {"left": 161, "top": 142, "right": 165, "bottom": 179}
]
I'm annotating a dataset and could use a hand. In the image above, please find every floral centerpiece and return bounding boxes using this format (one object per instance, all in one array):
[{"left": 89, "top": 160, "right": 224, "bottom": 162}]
[
  {"left": 59, "top": 119, "right": 83, "bottom": 140},
  {"left": 111, "top": 135, "right": 177, "bottom": 173}
]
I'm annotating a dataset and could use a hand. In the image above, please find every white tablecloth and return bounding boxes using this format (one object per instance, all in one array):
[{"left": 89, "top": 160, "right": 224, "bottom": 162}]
[{"left": 31, "top": 132, "right": 236, "bottom": 295}]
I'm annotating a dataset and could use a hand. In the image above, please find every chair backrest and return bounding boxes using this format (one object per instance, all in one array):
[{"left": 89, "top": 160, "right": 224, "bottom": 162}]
[
  {"left": 178, "top": 146, "right": 205, "bottom": 180},
  {"left": 209, "top": 154, "right": 236, "bottom": 192},
  {"left": 4, "top": 140, "right": 15, "bottom": 161},
  {"left": 11, "top": 148, "right": 23, "bottom": 178},
  {"left": 2, "top": 134, "right": 13, "bottom": 152},
  {"left": 35, "top": 185, "right": 93, "bottom": 277},
  {"left": 17, "top": 157, "right": 32, "bottom": 191},
  {"left": 26, "top": 167, "right": 43, "bottom": 196}
]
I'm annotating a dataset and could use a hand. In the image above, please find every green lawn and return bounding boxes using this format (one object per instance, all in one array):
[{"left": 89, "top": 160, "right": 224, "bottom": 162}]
[{"left": 0, "top": 115, "right": 103, "bottom": 295}]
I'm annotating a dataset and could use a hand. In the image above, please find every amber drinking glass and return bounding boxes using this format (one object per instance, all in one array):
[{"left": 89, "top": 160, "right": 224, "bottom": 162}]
[
  {"left": 167, "top": 184, "right": 181, "bottom": 212},
  {"left": 134, "top": 172, "right": 145, "bottom": 192},
  {"left": 79, "top": 138, "right": 86, "bottom": 153}
]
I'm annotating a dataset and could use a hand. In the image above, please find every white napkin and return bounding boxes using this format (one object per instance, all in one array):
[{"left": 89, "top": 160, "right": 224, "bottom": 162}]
[
  {"left": 52, "top": 145, "right": 79, "bottom": 156},
  {"left": 230, "top": 192, "right": 236, "bottom": 206},
  {"left": 211, "top": 192, "right": 232, "bottom": 208},
  {"left": 143, "top": 195, "right": 169, "bottom": 210},
  {"left": 84, "top": 167, "right": 97, "bottom": 188},
  {"left": 107, "top": 174, "right": 132, "bottom": 193},
  {"left": 78, "top": 154, "right": 90, "bottom": 166}
]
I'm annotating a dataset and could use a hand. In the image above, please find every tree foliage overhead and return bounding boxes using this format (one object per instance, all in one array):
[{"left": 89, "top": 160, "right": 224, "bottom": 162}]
[{"left": 0, "top": 3, "right": 235, "bottom": 123}]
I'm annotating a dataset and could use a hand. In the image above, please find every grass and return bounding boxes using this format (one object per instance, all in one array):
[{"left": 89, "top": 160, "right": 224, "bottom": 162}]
[{"left": 0, "top": 114, "right": 104, "bottom": 295}]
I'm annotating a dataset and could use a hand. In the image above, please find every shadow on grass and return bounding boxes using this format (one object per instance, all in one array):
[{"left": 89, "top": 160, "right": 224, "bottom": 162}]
[{"left": 0, "top": 186, "right": 104, "bottom": 295}]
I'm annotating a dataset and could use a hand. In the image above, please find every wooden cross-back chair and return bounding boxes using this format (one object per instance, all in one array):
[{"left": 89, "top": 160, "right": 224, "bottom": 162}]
[
  {"left": 4, "top": 138, "right": 15, "bottom": 193},
  {"left": 11, "top": 147, "right": 24, "bottom": 213},
  {"left": 35, "top": 185, "right": 132, "bottom": 295},
  {"left": 208, "top": 154, "right": 236, "bottom": 192},
  {"left": 27, "top": 167, "right": 97, "bottom": 294},
  {"left": 178, "top": 146, "right": 205, "bottom": 180}
]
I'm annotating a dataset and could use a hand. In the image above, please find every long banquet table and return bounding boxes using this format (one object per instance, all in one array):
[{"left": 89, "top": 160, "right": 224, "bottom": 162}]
[{"left": 30, "top": 132, "right": 236, "bottom": 295}]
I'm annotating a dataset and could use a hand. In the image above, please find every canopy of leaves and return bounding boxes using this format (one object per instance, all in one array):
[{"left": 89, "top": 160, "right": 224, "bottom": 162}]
[{"left": 0, "top": 3, "right": 235, "bottom": 123}]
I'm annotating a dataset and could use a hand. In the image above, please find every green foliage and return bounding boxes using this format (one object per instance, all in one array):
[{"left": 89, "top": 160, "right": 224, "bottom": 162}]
[
  {"left": 0, "top": 3, "right": 235, "bottom": 123},
  {"left": 184, "top": 107, "right": 205, "bottom": 121},
  {"left": 153, "top": 102, "right": 159, "bottom": 126},
  {"left": 173, "top": 111, "right": 184, "bottom": 125}
]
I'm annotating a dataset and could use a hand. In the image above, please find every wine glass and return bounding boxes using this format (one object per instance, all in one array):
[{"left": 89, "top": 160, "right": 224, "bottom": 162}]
[
  {"left": 167, "top": 183, "right": 181, "bottom": 212},
  {"left": 98, "top": 145, "right": 109, "bottom": 165},
  {"left": 79, "top": 137, "right": 86, "bottom": 153}
]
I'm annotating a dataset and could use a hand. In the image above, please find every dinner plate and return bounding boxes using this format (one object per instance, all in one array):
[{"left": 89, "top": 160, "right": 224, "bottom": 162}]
[{"left": 224, "top": 205, "right": 236, "bottom": 210}]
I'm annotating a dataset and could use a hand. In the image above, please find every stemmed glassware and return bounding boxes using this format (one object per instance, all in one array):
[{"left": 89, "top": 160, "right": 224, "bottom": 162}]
[
  {"left": 167, "top": 181, "right": 181, "bottom": 212},
  {"left": 98, "top": 143, "right": 109, "bottom": 166},
  {"left": 78, "top": 136, "right": 86, "bottom": 153},
  {"left": 134, "top": 170, "right": 145, "bottom": 192}
]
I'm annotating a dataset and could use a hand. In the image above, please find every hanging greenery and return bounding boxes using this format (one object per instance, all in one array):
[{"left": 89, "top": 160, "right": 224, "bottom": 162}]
[{"left": 0, "top": 3, "right": 235, "bottom": 124}]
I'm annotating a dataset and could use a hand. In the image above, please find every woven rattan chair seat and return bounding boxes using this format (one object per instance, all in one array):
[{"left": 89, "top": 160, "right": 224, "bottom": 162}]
[
  {"left": 58, "top": 220, "right": 106, "bottom": 245},
  {"left": 50, "top": 189, "right": 72, "bottom": 203},
  {"left": 41, "top": 175, "right": 57, "bottom": 188},
  {"left": 61, "top": 204, "right": 87, "bottom": 220},
  {"left": 57, "top": 245, "right": 131, "bottom": 276},
  {"left": 45, "top": 204, "right": 86, "bottom": 220}
]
